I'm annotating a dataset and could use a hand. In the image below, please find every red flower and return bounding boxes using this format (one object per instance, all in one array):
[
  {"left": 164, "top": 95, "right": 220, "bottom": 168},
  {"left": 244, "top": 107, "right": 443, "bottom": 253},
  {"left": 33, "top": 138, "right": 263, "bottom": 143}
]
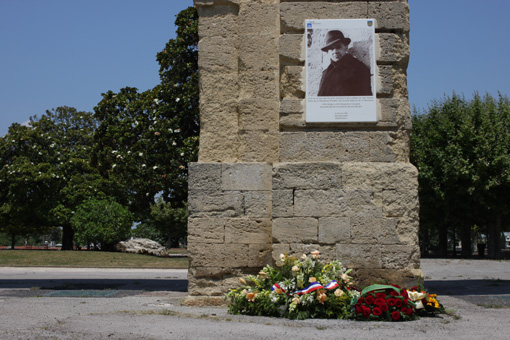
[
  {"left": 365, "top": 295, "right": 375, "bottom": 305},
  {"left": 374, "top": 298, "right": 386, "bottom": 306},
  {"left": 403, "top": 307, "right": 414, "bottom": 316},
  {"left": 391, "top": 311, "right": 401, "bottom": 321},
  {"left": 403, "top": 298, "right": 409, "bottom": 306},
  {"left": 387, "top": 298, "right": 397, "bottom": 307},
  {"left": 379, "top": 303, "right": 389, "bottom": 312},
  {"left": 390, "top": 291, "right": 399, "bottom": 297},
  {"left": 376, "top": 292, "right": 387, "bottom": 299},
  {"left": 400, "top": 289, "right": 408, "bottom": 298},
  {"left": 357, "top": 297, "right": 364, "bottom": 304},
  {"left": 395, "top": 298, "right": 403, "bottom": 308},
  {"left": 363, "top": 308, "right": 371, "bottom": 318},
  {"left": 372, "top": 307, "right": 382, "bottom": 316},
  {"left": 355, "top": 305, "right": 362, "bottom": 314}
]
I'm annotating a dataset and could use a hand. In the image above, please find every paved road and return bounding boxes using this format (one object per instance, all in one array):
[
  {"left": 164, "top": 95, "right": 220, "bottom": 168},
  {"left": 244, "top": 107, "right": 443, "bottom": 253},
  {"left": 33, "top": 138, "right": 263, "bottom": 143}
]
[{"left": 0, "top": 259, "right": 509, "bottom": 339}]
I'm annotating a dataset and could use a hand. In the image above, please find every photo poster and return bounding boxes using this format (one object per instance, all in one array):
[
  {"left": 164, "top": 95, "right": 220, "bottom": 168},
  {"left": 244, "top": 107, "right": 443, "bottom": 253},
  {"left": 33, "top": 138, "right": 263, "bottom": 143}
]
[{"left": 305, "top": 19, "right": 377, "bottom": 123}]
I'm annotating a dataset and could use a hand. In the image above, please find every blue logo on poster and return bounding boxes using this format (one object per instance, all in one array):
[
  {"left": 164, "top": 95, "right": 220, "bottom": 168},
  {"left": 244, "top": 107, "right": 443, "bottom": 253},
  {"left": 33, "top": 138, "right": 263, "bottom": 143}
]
[
  {"left": 307, "top": 23, "right": 312, "bottom": 28},
  {"left": 367, "top": 21, "right": 373, "bottom": 27}
]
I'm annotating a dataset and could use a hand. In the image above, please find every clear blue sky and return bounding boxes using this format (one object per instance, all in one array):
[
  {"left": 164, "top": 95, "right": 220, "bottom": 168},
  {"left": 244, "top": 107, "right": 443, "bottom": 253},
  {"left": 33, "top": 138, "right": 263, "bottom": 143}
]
[{"left": 1, "top": 0, "right": 509, "bottom": 136}]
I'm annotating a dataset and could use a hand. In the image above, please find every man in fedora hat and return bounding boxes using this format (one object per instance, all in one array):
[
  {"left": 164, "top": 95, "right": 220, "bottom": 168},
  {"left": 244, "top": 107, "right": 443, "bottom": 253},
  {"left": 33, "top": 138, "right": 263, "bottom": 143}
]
[{"left": 317, "top": 30, "right": 372, "bottom": 96}]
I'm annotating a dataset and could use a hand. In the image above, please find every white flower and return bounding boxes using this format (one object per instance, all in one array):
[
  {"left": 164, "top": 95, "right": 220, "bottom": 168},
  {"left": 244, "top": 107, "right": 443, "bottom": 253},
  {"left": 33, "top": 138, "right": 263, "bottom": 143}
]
[
  {"left": 50, "top": 143, "right": 55, "bottom": 148},
  {"left": 146, "top": 193, "right": 149, "bottom": 196},
  {"left": 153, "top": 166, "right": 158, "bottom": 170},
  {"left": 172, "top": 141, "right": 177, "bottom": 146},
  {"left": 180, "top": 152, "right": 184, "bottom": 156},
  {"left": 154, "top": 98, "right": 159, "bottom": 104},
  {"left": 175, "top": 98, "right": 180, "bottom": 102},
  {"left": 112, "top": 164, "right": 117, "bottom": 168},
  {"left": 139, "top": 152, "right": 143, "bottom": 157},
  {"left": 142, "top": 164, "right": 146, "bottom": 168}
]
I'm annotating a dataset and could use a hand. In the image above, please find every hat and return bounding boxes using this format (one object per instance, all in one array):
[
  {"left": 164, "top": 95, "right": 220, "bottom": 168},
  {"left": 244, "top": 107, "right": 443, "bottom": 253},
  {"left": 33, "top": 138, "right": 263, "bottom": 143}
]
[{"left": 321, "top": 30, "right": 351, "bottom": 52}]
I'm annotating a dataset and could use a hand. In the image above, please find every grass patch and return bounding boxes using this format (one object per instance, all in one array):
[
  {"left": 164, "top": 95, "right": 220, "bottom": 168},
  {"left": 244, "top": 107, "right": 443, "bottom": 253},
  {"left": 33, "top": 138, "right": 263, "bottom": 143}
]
[{"left": 0, "top": 250, "right": 188, "bottom": 269}]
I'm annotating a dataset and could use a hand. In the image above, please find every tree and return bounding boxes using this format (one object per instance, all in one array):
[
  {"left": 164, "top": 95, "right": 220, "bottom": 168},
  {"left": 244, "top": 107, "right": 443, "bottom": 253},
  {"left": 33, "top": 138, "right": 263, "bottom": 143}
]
[
  {"left": 411, "top": 93, "right": 510, "bottom": 258},
  {"left": 71, "top": 198, "right": 133, "bottom": 251},
  {"left": 92, "top": 7, "right": 198, "bottom": 223}
]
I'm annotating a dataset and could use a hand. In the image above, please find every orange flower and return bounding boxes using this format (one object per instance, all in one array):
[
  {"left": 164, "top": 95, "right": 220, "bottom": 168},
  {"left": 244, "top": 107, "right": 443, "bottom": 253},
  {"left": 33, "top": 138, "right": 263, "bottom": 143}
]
[
  {"left": 246, "top": 291, "right": 258, "bottom": 302},
  {"left": 309, "top": 277, "right": 317, "bottom": 283},
  {"left": 317, "top": 290, "right": 327, "bottom": 304}
]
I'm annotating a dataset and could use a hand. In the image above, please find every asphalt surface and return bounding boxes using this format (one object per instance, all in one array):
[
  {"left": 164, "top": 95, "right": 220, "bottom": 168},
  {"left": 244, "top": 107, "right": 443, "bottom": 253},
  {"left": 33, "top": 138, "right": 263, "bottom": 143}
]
[{"left": 0, "top": 259, "right": 509, "bottom": 339}]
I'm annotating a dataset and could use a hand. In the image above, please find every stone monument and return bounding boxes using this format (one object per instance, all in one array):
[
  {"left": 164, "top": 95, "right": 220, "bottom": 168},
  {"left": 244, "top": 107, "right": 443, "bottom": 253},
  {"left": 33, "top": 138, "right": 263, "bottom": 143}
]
[{"left": 188, "top": 0, "right": 421, "bottom": 297}]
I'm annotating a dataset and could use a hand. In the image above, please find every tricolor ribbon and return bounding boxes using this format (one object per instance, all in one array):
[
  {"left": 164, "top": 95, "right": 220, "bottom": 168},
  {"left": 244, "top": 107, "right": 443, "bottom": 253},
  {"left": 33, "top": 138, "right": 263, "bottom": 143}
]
[
  {"left": 271, "top": 283, "right": 286, "bottom": 293},
  {"left": 324, "top": 280, "right": 340, "bottom": 290},
  {"left": 292, "top": 280, "right": 340, "bottom": 295}
]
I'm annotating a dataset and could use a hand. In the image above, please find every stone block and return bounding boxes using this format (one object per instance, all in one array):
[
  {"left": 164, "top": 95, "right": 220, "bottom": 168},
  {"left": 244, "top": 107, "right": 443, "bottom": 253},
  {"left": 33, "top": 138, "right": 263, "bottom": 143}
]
[
  {"left": 280, "top": 33, "right": 304, "bottom": 63},
  {"left": 225, "top": 218, "right": 272, "bottom": 244},
  {"left": 280, "top": 66, "right": 305, "bottom": 98},
  {"left": 354, "top": 268, "right": 423, "bottom": 289},
  {"left": 239, "top": 99, "right": 279, "bottom": 131},
  {"left": 281, "top": 2, "right": 369, "bottom": 33},
  {"left": 273, "top": 162, "right": 342, "bottom": 190},
  {"left": 294, "top": 189, "right": 348, "bottom": 217},
  {"left": 198, "top": 130, "right": 239, "bottom": 163},
  {"left": 336, "top": 243, "right": 382, "bottom": 269},
  {"left": 368, "top": 1, "right": 410, "bottom": 32},
  {"left": 351, "top": 217, "right": 380, "bottom": 245},
  {"left": 196, "top": 4, "right": 239, "bottom": 39},
  {"left": 376, "top": 33, "right": 410, "bottom": 65},
  {"left": 244, "top": 191, "right": 272, "bottom": 218},
  {"left": 272, "top": 189, "right": 294, "bottom": 218},
  {"left": 376, "top": 65, "right": 394, "bottom": 97},
  {"left": 369, "top": 131, "right": 397, "bottom": 162},
  {"left": 188, "top": 162, "right": 222, "bottom": 191},
  {"left": 272, "top": 243, "right": 291, "bottom": 262},
  {"left": 279, "top": 132, "right": 371, "bottom": 162},
  {"left": 239, "top": 1, "right": 279, "bottom": 35},
  {"left": 199, "top": 70, "right": 238, "bottom": 105},
  {"left": 188, "top": 217, "right": 226, "bottom": 244},
  {"left": 239, "top": 33, "right": 279, "bottom": 72},
  {"left": 280, "top": 98, "right": 305, "bottom": 128},
  {"left": 383, "top": 187, "right": 419, "bottom": 218},
  {"left": 188, "top": 190, "right": 244, "bottom": 217},
  {"left": 342, "top": 162, "right": 418, "bottom": 192},
  {"left": 318, "top": 217, "right": 351, "bottom": 244},
  {"left": 377, "top": 97, "right": 412, "bottom": 130},
  {"left": 345, "top": 189, "right": 382, "bottom": 217},
  {"left": 221, "top": 163, "right": 272, "bottom": 191},
  {"left": 272, "top": 217, "right": 318, "bottom": 243},
  {"left": 238, "top": 130, "right": 279, "bottom": 163},
  {"left": 248, "top": 243, "right": 273, "bottom": 267},
  {"left": 188, "top": 242, "right": 249, "bottom": 268},
  {"left": 396, "top": 216, "right": 420, "bottom": 245},
  {"left": 198, "top": 36, "right": 238, "bottom": 72},
  {"left": 239, "top": 70, "right": 279, "bottom": 100},
  {"left": 381, "top": 245, "right": 420, "bottom": 270}
]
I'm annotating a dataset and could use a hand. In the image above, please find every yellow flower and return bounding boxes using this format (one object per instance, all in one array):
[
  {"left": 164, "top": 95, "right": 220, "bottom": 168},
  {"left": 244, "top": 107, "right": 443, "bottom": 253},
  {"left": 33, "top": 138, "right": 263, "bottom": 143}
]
[
  {"left": 274, "top": 288, "right": 283, "bottom": 295},
  {"left": 427, "top": 297, "right": 440, "bottom": 308},
  {"left": 309, "top": 277, "right": 317, "bottom": 283},
  {"left": 311, "top": 250, "right": 320, "bottom": 259},
  {"left": 258, "top": 271, "right": 267, "bottom": 278},
  {"left": 317, "top": 289, "right": 327, "bottom": 304},
  {"left": 334, "top": 289, "right": 344, "bottom": 297},
  {"left": 246, "top": 291, "right": 258, "bottom": 302}
]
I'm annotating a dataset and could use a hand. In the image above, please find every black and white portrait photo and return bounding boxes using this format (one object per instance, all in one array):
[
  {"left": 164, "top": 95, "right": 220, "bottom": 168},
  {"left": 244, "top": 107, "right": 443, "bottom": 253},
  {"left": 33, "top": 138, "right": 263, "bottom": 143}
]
[{"left": 306, "top": 19, "right": 377, "bottom": 123}]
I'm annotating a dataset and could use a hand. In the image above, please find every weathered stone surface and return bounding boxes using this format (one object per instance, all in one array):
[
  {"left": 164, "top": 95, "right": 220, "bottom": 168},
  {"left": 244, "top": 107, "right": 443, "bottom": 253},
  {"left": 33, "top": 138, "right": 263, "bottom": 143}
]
[
  {"left": 244, "top": 191, "right": 272, "bottom": 218},
  {"left": 336, "top": 243, "right": 382, "bottom": 269},
  {"left": 280, "top": 98, "right": 305, "bottom": 127},
  {"left": 279, "top": 132, "right": 373, "bottom": 162},
  {"left": 376, "top": 33, "right": 410, "bottom": 65},
  {"left": 280, "top": 66, "right": 305, "bottom": 98},
  {"left": 115, "top": 238, "right": 168, "bottom": 257},
  {"left": 225, "top": 218, "right": 272, "bottom": 244},
  {"left": 383, "top": 187, "right": 419, "bottom": 218},
  {"left": 294, "top": 189, "right": 348, "bottom": 217},
  {"left": 280, "top": 33, "right": 304, "bottom": 63},
  {"left": 342, "top": 162, "right": 419, "bottom": 191},
  {"left": 239, "top": 70, "right": 279, "bottom": 100},
  {"left": 188, "top": 190, "right": 244, "bottom": 217},
  {"left": 273, "top": 162, "right": 342, "bottom": 190},
  {"left": 281, "top": 2, "right": 369, "bottom": 33},
  {"left": 238, "top": 130, "right": 279, "bottom": 163},
  {"left": 396, "top": 216, "right": 420, "bottom": 245},
  {"left": 354, "top": 268, "right": 423, "bottom": 289},
  {"left": 188, "top": 218, "right": 226, "bottom": 244},
  {"left": 272, "top": 189, "right": 294, "bottom": 217},
  {"left": 196, "top": 4, "right": 239, "bottom": 39},
  {"left": 381, "top": 245, "right": 420, "bottom": 269},
  {"left": 248, "top": 243, "right": 273, "bottom": 267},
  {"left": 198, "top": 36, "right": 238, "bottom": 72},
  {"left": 318, "top": 217, "right": 351, "bottom": 244},
  {"left": 272, "top": 217, "right": 318, "bottom": 243},
  {"left": 376, "top": 65, "right": 394, "bottom": 97},
  {"left": 369, "top": 131, "right": 397, "bottom": 162},
  {"left": 378, "top": 97, "right": 412, "bottom": 130},
  {"left": 188, "top": 242, "right": 249, "bottom": 268},
  {"left": 198, "top": 130, "right": 239, "bottom": 162},
  {"left": 345, "top": 189, "right": 382, "bottom": 217},
  {"left": 239, "top": 99, "right": 279, "bottom": 131},
  {"left": 368, "top": 1, "right": 410, "bottom": 32},
  {"left": 221, "top": 163, "right": 272, "bottom": 191},
  {"left": 239, "top": 1, "right": 279, "bottom": 35},
  {"left": 239, "top": 34, "right": 279, "bottom": 72},
  {"left": 188, "top": 163, "right": 222, "bottom": 191}
]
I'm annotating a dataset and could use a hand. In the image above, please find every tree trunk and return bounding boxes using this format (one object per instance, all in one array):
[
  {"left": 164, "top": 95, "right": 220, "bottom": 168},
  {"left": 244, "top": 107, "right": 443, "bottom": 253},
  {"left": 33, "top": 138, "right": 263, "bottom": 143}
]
[
  {"left": 61, "top": 225, "right": 74, "bottom": 250},
  {"left": 488, "top": 214, "right": 502, "bottom": 259},
  {"left": 438, "top": 225, "right": 448, "bottom": 258},
  {"left": 460, "top": 225, "right": 472, "bottom": 258},
  {"left": 10, "top": 234, "right": 16, "bottom": 250}
]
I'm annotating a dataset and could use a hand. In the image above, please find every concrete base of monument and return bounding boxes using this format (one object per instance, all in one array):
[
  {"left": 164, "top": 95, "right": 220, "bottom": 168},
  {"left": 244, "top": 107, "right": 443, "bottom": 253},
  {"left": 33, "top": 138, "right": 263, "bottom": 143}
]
[{"left": 181, "top": 295, "right": 228, "bottom": 307}]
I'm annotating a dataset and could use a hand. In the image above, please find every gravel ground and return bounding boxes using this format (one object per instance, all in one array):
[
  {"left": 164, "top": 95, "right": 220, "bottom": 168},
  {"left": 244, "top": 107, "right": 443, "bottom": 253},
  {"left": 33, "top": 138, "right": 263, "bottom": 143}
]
[{"left": 0, "top": 259, "right": 509, "bottom": 340}]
